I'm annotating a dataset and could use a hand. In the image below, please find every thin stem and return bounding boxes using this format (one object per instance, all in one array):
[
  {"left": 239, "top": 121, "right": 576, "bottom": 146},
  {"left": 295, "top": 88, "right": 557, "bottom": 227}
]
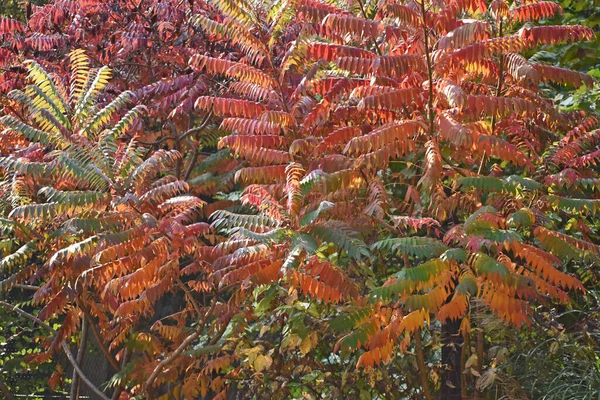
[
  {"left": 111, "top": 347, "right": 131, "bottom": 400},
  {"left": 491, "top": 20, "right": 504, "bottom": 134},
  {"left": 80, "top": 304, "right": 121, "bottom": 372},
  {"left": 441, "top": 153, "right": 467, "bottom": 177},
  {"left": 176, "top": 277, "right": 203, "bottom": 316},
  {"left": 0, "top": 301, "right": 110, "bottom": 400},
  {"left": 461, "top": 329, "right": 470, "bottom": 399},
  {"left": 419, "top": 0, "right": 435, "bottom": 137},
  {"left": 13, "top": 283, "right": 39, "bottom": 291},
  {"left": 70, "top": 318, "right": 89, "bottom": 400},
  {"left": 184, "top": 148, "right": 200, "bottom": 181},
  {"left": 415, "top": 330, "right": 432, "bottom": 400},
  {"left": 477, "top": 329, "right": 484, "bottom": 373},
  {"left": 134, "top": 111, "right": 212, "bottom": 146},
  {"left": 356, "top": 0, "right": 383, "bottom": 56},
  {"left": 474, "top": 328, "right": 485, "bottom": 400},
  {"left": 144, "top": 303, "right": 216, "bottom": 397},
  {"left": 477, "top": 150, "right": 486, "bottom": 175}
]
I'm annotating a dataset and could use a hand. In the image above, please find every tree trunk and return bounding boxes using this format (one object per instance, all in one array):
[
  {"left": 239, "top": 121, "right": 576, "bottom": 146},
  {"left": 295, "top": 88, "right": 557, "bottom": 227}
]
[
  {"left": 440, "top": 318, "right": 462, "bottom": 400},
  {"left": 415, "top": 330, "right": 432, "bottom": 400}
]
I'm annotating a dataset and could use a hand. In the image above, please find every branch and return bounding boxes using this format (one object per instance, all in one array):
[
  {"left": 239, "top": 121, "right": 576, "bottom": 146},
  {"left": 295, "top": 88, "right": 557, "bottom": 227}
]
[
  {"left": 183, "top": 136, "right": 202, "bottom": 181},
  {"left": 461, "top": 329, "right": 470, "bottom": 399},
  {"left": 111, "top": 347, "right": 131, "bottom": 400},
  {"left": 80, "top": 304, "right": 121, "bottom": 372},
  {"left": 13, "top": 283, "right": 39, "bottom": 291},
  {"left": 134, "top": 111, "right": 213, "bottom": 146},
  {"left": 0, "top": 301, "right": 110, "bottom": 400},
  {"left": 144, "top": 302, "right": 216, "bottom": 396},
  {"left": 491, "top": 20, "right": 505, "bottom": 135},
  {"left": 419, "top": 0, "right": 435, "bottom": 137},
  {"left": 477, "top": 150, "right": 486, "bottom": 175},
  {"left": 0, "top": 377, "right": 15, "bottom": 400},
  {"left": 415, "top": 330, "right": 432, "bottom": 400},
  {"left": 356, "top": 0, "right": 382, "bottom": 56},
  {"left": 371, "top": 215, "right": 402, "bottom": 235},
  {"left": 474, "top": 328, "right": 485, "bottom": 399},
  {"left": 440, "top": 153, "right": 467, "bottom": 177},
  {"left": 176, "top": 278, "right": 203, "bottom": 316},
  {"left": 70, "top": 318, "right": 89, "bottom": 400}
]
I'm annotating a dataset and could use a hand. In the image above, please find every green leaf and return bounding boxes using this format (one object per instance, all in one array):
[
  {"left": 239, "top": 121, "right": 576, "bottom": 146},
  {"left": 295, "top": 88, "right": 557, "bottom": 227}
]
[
  {"left": 470, "top": 253, "right": 509, "bottom": 278},
  {"left": 456, "top": 176, "right": 503, "bottom": 193},
  {"left": 507, "top": 208, "right": 535, "bottom": 229},
  {"left": 371, "top": 236, "right": 448, "bottom": 259},
  {"left": 546, "top": 195, "right": 600, "bottom": 215},
  {"left": 309, "top": 221, "right": 369, "bottom": 260},
  {"left": 300, "top": 201, "right": 334, "bottom": 226}
]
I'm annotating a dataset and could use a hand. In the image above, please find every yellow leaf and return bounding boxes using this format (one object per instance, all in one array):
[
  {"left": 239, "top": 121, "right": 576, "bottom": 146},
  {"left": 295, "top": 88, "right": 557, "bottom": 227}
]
[
  {"left": 259, "top": 325, "right": 270, "bottom": 336},
  {"left": 253, "top": 354, "right": 273, "bottom": 372},
  {"left": 299, "top": 331, "right": 318, "bottom": 355},
  {"left": 282, "top": 333, "right": 302, "bottom": 351},
  {"left": 465, "top": 353, "right": 478, "bottom": 369}
]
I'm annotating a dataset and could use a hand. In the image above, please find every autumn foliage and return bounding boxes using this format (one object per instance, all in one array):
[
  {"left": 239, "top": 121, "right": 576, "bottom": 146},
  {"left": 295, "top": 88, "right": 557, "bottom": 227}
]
[{"left": 0, "top": 0, "right": 598, "bottom": 398}]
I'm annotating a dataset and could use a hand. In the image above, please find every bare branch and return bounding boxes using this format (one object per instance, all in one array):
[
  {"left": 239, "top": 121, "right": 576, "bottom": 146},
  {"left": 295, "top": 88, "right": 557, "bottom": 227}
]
[{"left": 0, "top": 301, "right": 110, "bottom": 400}]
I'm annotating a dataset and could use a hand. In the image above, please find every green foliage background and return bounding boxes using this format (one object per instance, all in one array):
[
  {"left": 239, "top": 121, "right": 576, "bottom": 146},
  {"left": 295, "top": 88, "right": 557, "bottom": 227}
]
[
  {"left": 0, "top": 1, "right": 47, "bottom": 20},
  {"left": 548, "top": 0, "right": 600, "bottom": 112}
]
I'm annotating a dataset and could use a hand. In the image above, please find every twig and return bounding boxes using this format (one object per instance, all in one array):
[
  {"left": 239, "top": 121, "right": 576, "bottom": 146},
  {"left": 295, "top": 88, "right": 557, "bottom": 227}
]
[
  {"left": 175, "top": 278, "right": 203, "bottom": 316},
  {"left": 461, "top": 328, "right": 470, "bottom": 399},
  {"left": 144, "top": 303, "right": 216, "bottom": 397},
  {"left": 70, "top": 318, "right": 89, "bottom": 400},
  {"left": 477, "top": 150, "right": 486, "bottom": 175},
  {"left": 356, "top": 0, "right": 382, "bottom": 56},
  {"left": 183, "top": 135, "right": 204, "bottom": 181},
  {"left": 372, "top": 215, "right": 402, "bottom": 235},
  {"left": 134, "top": 111, "right": 212, "bottom": 146},
  {"left": 441, "top": 153, "right": 467, "bottom": 177},
  {"left": 0, "top": 301, "right": 110, "bottom": 400},
  {"left": 80, "top": 304, "right": 121, "bottom": 372},
  {"left": 474, "top": 327, "right": 485, "bottom": 400},
  {"left": 13, "top": 283, "right": 39, "bottom": 291},
  {"left": 111, "top": 347, "right": 131, "bottom": 400},
  {"left": 419, "top": 0, "right": 435, "bottom": 137},
  {"left": 415, "top": 330, "right": 433, "bottom": 400},
  {"left": 491, "top": 20, "right": 504, "bottom": 135}
]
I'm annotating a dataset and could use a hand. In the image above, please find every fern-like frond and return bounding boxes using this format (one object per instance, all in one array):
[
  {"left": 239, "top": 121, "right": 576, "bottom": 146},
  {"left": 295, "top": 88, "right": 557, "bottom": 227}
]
[
  {"left": 195, "top": 97, "right": 265, "bottom": 118},
  {"left": 308, "top": 42, "right": 377, "bottom": 61},
  {"left": 469, "top": 252, "right": 509, "bottom": 279},
  {"left": 211, "top": 210, "right": 280, "bottom": 233},
  {"left": 308, "top": 221, "right": 369, "bottom": 260},
  {"left": 69, "top": 49, "right": 91, "bottom": 104},
  {"left": 73, "top": 66, "right": 112, "bottom": 125},
  {"left": 357, "top": 88, "right": 423, "bottom": 112},
  {"left": 235, "top": 165, "right": 288, "bottom": 184},
  {"left": 511, "top": 1, "right": 562, "bottom": 22},
  {"left": 344, "top": 121, "right": 424, "bottom": 156},
  {"left": 438, "top": 22, "right": 491, "bottom": 51},
  {"left": 372, "top": 237, "right": 448, "bottom": 259},
  {"left": 534, "top": 227, "right": 600, "bottom": 262},
  {"left": 322, "top": 14, "right": 383, "bottom": 40},
  {"left": 0, "top": 240, "right": 38, "bottom": 278},
  {"left": 518, "top": 25, "right": 593, "bottom": 46}
]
